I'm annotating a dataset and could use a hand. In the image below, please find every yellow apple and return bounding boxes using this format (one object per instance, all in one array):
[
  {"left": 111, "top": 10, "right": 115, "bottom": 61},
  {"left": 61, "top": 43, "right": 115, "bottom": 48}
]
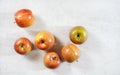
[{"left": 35, "top": 31, "right": 55, "bottom": 50}]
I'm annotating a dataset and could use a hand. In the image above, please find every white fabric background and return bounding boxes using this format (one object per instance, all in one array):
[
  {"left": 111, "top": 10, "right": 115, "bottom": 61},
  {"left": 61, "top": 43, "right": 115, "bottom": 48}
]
[{"left": 0, "top": 0, "right": 120, "bottom": 75}]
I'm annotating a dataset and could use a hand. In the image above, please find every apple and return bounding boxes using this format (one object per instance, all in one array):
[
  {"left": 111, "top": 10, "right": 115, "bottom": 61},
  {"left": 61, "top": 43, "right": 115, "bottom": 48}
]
[
  {"left": 14, "top": 37, "right": 33, "bottom": 55},
  {"left": 44, "top": 52, "right": 61, "bottom": 69},
  {"left": 35, "top": 31, "right": 55, "bottom": 50},
  {"left": 70, "top": 26, "right": 88, "bottom": 44},
  {"left": 14, "top": 9, "right": 34, "bottom": 28},
  {"left": 61, "top": 44, "right": 80, "bottom": 62}
]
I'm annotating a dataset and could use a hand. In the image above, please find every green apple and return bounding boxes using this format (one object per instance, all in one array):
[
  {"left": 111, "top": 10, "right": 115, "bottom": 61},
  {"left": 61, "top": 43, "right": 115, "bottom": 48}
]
[{"left": 69, "top": 26, "right": 88, "bottom": 44}]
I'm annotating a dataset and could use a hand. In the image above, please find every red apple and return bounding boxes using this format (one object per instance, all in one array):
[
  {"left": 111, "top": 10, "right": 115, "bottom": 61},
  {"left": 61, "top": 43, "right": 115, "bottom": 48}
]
[
  {"left": 61, "top": 44, "right": 80, "bottom": 62},
  {"left": 14, "top": 9, "right": 34, "bottom": 28},
  {"left": 70, "top": 26, "right": 88, "bottom": 44},
  {"left": 35, "top": 31, "right": 55, "bottom": 50},
  {"left": 14, "top": 37, "right": 32, "bottom": 55},
  {"left": 44, "top": 52, "right": 61, "bottom": 69}
]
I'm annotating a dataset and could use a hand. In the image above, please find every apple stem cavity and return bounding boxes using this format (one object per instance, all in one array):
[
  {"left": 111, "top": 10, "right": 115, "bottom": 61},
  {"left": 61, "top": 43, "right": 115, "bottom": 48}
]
[
  {"left": 41, "top": 40, "right": 45, "bottom": 44},
  {"left": 21, "top": 44, "right": 24, "bottom": 48},
  {"left": 52, "top": 56, "right": 56, "bottom": 60},
  {"left": 19, "top": 44, "right": 24, "bottom": 49},
  {"left": 77, "top": 34, "right": 80, "bottom": 37}
]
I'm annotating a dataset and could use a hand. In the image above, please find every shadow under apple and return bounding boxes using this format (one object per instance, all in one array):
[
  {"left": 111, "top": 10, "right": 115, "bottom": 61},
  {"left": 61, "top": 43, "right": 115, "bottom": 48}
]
[
  {"left": 47, "top": 36, "right": 64, "bottom": 62},
  {"left": 24, "top": 50, "right": 41, "bottom": 61},
  {"left": 23, "top": 49, "right": 47, "bottom": 70},
  {"left": 24, "top": 15, "right": 47, "bottom": 36},
  {"left": 72, "top": 31, "right": 104, "bottom": 72}
]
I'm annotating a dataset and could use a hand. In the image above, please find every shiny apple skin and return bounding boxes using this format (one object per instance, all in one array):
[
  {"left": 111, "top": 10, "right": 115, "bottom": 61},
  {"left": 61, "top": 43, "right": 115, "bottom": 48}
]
[
  {"left": 35, "top": 31, "right": 55, "bottom": 50},
  {"left": 14, "top": 9, "right": 34, "bottom": 28},
  {"left": 61, "top": 44, "right": 80, "bottom": 62},
  {"left": 70, "top": 26, "right": 88, "bottom": 44},
  {"left": 14, "top": 37, "right": 32, "bottom": 55},
  {"left": 44, "top": 52, "right": 61, "bottom": 69}
]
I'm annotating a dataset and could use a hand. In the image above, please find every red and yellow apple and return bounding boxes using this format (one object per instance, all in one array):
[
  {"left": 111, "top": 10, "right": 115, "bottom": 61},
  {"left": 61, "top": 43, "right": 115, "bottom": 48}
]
[
  {"left": 70, "top": 26, "right": 88, "bottom": 44},
  {"left": 61, "top": 44, "right": 80, "bottom": 62},
  {"left": 44, "top": 52, "right": 61, "bottom": 69},
  {"left": 14, "top": 9, "right": 34, "bottom": 28},
  {"left": 35, "top": 31, "right": 55, "bottom": 50},
  {"left": 14, "top": 37, "right": 32, "bottom": 55}
]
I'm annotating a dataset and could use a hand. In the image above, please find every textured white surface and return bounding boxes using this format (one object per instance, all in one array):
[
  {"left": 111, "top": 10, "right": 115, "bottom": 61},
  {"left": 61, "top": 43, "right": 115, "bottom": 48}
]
[{"left": 0, "top": 0, "right": 120, "bottom": 75}]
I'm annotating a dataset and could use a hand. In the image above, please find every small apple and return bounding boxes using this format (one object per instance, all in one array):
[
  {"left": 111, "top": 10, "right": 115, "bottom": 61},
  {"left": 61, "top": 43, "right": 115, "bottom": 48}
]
[
  {"left": 14, "top": 9, "right": 34, "bottom": 28},
  {"left": 14, "top": 37, "right": 32, "bottom": 55},
  {"left": 61, "top": 44, "right": 80, "bottom": 62},
  {"left": 70, "top": 26, "right": 88, "bottom": 44},
  {"left": 35, "top": 31, "right": 55, "bottom": 50},
  {"left": 44, "top": 52, "right": 61, "bottom": 69}
]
